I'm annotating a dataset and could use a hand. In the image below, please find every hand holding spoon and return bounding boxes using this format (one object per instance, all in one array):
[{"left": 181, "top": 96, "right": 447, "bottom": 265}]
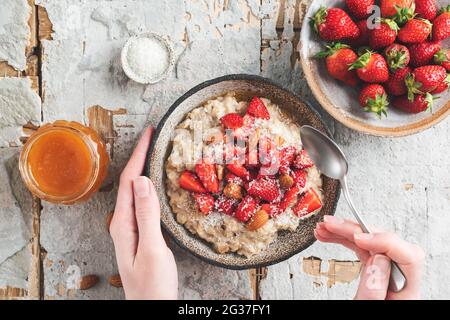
[{"left": 300, "top": 125, "right": 406, "bottom": 292}]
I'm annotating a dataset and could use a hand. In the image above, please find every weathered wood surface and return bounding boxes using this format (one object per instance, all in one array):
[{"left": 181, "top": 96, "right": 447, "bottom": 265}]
[{"left": 0, "top": 0, "right": 449, "bottom": 300}]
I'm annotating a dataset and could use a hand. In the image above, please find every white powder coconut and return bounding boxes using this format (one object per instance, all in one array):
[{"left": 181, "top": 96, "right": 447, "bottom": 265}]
[{"left": 121, "top": 33, "right": 173, "bottom": 84}]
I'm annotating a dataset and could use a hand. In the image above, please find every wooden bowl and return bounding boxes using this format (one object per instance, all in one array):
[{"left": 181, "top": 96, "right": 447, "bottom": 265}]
[
  {"left": 146, "top": 74, "right": 340, "bottom": 269},
  {"left": 300, "top": 0, "right": 450, "bottom": 137}
]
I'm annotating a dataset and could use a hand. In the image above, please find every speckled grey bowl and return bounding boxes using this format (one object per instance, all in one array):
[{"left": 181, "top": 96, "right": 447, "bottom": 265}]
[{"left": 146, "top": 74, "right": 340, "bottom": 269}]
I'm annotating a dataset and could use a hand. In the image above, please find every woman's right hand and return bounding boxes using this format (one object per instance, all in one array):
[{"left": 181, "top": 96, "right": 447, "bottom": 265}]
[{"left": 315, "top": 216, "right": 425, "bottom": 300}]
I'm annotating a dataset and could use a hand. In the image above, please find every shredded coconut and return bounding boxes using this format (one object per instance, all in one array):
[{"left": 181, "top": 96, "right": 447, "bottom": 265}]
[{"left": 125, "top": 36, "right": 170, "bottom": 81}]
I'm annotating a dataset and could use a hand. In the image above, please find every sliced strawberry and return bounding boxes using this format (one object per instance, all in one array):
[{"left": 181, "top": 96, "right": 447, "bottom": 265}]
[
  {"left": 220, "top": 113, "right": 244, "bottom": 129},
  {"left": 233, "top": 115, "right": 255, "bottom": 139},
  {"left": 278, "top": 146, "right": 297, "bottom": 174},
  {"left": 193, "top": 193, "right": 215, "bottom": 215},
  {"left": 292, "top": 189, "right": 322, "bottom": 217},
  {"left": 246, "top": 96, "right": 270, "bottom": 119},
  {"left": 216, "top": 196, "right": 237, "bottom": 216},
  {"left": 226, "top": 161, "right": 250, "bottom": 181},
  {"left": 195, "top": 161, "right": 219, "bottom": 193},
  {"left": 179, "top": 171, "right": 207, "bottom": 193},
  {"left": 235, "top": 195, "right": 258, "bottom": 222},
  {"left": 291, "top": 169, "right": 307, "bottom": 188},
  {"left": 279, "top": 185, "right": 300, "bottom": 211},
  {"left": 224, "top": 172, "right": 244, "bottom": 185},
  {"left": 293, "top": 150, "right": 314, "bottom": 169},
  {"left": 260, "top": 203, "right": 281, "bottom": 217},
  {"left": 246, "top": 177, "right": 281, "bottom": 202}
]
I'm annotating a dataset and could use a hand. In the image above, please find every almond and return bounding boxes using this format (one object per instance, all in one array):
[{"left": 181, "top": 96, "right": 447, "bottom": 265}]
[
  {"left": 79, "top": 275, "right": 99, "bottom": 290},
  {"left": 109, "top": 274, "right": 122, "bottom": 288},
  {"left": 247, "top": 209, "right": 269, "bottom": 231},
  {"left": 223, "top": 183, "right": 243, "bottom": 200},
  {"left": 216, "top": 164, "right": 224, "bottom": 181},
  {"left": 275, "top": 135, "right": 285, "bottom": 147},
  {"left": 279, "top": 174, "right": 294, "bottom": 189},
  {"left": 106, "top": 211, "right": 114, "bottom": 233}
]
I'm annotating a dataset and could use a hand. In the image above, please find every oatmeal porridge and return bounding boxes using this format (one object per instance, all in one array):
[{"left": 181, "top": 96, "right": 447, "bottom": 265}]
[{"left": 165, "top": 93, "right": 323, "bottom": 257}]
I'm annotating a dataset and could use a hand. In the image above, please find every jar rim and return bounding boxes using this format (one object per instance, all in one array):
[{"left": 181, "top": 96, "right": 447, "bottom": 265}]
[{"left": 19, "top": 121, "right": 102, "bottom": 204}]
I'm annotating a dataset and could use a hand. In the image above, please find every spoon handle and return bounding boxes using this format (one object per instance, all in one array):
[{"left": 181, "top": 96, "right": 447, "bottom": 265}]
[{"left": 340, "top": 177, "right": 406, "bottom": 293}]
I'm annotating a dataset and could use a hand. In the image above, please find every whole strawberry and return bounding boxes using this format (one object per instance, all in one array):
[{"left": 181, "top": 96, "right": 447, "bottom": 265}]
[
  {"left": 432, "top": 6, "right": 450, "bottom": 41},
  {"left": 310, "top": 7, "right": 360, "bottom": 41},
  {"left": 434, "top": 49, "right": 450, "bottom": 71},
  {"left": 348, "top": 20, "right": 370, "bottom": 47},
  {"left": 359, "top": 84, "right": 389, "bottom": 117},
  {"left": 314, "top": 43, "right": 359, "bottom": 86},
  {"left": 369, "top": 19, "right": 399, "bottom": 50},
  {"left": 346, "top": 0, "right": 375, "bottom": 20},
  {"left": 398, "top": 18, "right": 433, "bottom": 43},
  {"left": 384, "top": 43, "right": 410, "bottom": 71},
  {"left": 415, "top": 0, "right": 438, "bottom": 21},
  {"left": 386, "top": 66, "right": 412, "bottom": 96},
  {"left": 409, "top": 41, "right": 441, "bottom": 67},
  {"left": 381, "top": 0, "right": 413, "bottom": 17},
  {"left": 349, "top": 51, "right": 389, "bottom": 83},
  {"left": 392, "top": 93, "right": 434, "bottom": 113},
  {"left": 406, "top": 65, "right": 447, "bottom": 99}
]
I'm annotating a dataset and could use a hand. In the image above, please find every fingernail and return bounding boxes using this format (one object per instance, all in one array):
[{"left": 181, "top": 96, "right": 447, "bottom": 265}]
[
  {"left": 323, "top": 215, "right": 344, "bottom": 224},
  {"left": 372, "top": 254, "right": 391, "bottom": 272},
  {"left": 354, "top": 233, "right": 374, "bottom": 240},
  {"left": 133, "top": 176, "right": 150, "bottom": 198}
]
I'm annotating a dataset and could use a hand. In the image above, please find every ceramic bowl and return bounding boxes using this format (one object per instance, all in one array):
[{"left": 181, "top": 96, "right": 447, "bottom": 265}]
[
  {"left": 300, "top": 0, "right": 450, "bottom": 137},
  {"left": 146, "top": 74, "right": 340, "bottom": 269}
]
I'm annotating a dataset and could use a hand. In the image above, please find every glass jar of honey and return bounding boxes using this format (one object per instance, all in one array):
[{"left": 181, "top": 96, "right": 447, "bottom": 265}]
[{"left": 19, "top": 121, "right": 109, "bottom": 204}]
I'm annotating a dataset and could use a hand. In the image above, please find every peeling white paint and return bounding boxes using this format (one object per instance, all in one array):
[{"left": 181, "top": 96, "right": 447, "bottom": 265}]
[{"left": 0, "top": 0, "right": 30, "bottom": 71}]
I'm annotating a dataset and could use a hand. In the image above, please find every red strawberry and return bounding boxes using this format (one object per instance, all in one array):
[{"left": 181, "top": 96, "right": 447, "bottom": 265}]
[
  {"left": 278, "top": 146, "right": 297, "bottom": 174},
  {"left": 260, "top": 203, "right": 281, "bottom": 217},
  {"left": 292, "top": 189, "right": 322, "bottom": 217},
  {"left": 179, "top": 171, "right": 207, "bottom": 193},
  {"left": 226, "top": 161, "right": 250, "bottom": 181},
  {"left": 349, "top": 52, "right": 389, "bottom": 83},
  {"left": 235, "top": 195, "right": 258, "bottom": 222},
  {"left": 409, "top": 41, "right": 441, "bottom": 67},
  {"left": 225, "top": 172, "right": 244, "bottom": 185},
  {"left": 246, "top": 178, "right": 281, "bottom": 202},
  {"left": 310, "top": 7, "right": 360, "bottom": 41},
  {"left": 384, "top": 44, "right": 410, "bottom": 71},
  {"left": 386, "top": 66, "right": 412, "bottom": 96},
  {"left": 193, "top": 193, "right": 215, "bottom": 215},
  {"left": 279, "top": 185, "right": 300, "bottom": 211},
  {"left": 315, "top": 43, "right": 359, "bottom": 87},
  {"left": 392, "top": 93, "right": 434, "bottom": 113},
  {"left": 246, "top": 96, "right": 270, "bottom": 119},
  {"left": 346, "top": 0, "right": 375, "bottom": 20},
  {"left": 293, "top": 150, "right": 314, "bottom": 169},
  {"left": 195, "top": 161, "right": 219, "bottom": 193},
  {"left": 415, "top": 0, "right": 438, "bottom": 21},
  {"left": 380, "top": 0, "right": 413, "bottom": 18},
  {"left": 434, "top": 49, "right": 450, "bottom": 72},
  {"left": 220, "top": 113, "right": 243, "bottom": 129},
  {"left": 369, "top": 19, "right": 399, "bottom": 50},
  {"left": 348, "top": 20, "right": 370, "bottom": 47},
  {"left": 398, "top": 18, "right": 433, "bottom": 43},
  {"left": 359, "top": 84, "right": 389, "bottom": 118},
  {"left": 291, "top": 169, "right": 307, "bottom": 188},
  {"left": 432, "top": 6, "right": 450, "bottom": 41},
  {"left": 431, "top": 77, "right": 450, "bottom": 94},
  {"left": 233, "top": 114, "right": 255, "bottom": 139},
  {"left": 216, "top": 196, "right": 237, "bottom": 216},
  {"left": 406, "top": 65, "right": 447, "bottom": 99}
]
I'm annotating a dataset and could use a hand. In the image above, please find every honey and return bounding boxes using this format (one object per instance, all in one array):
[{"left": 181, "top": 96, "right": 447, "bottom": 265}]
[{"left": 20, "top": 121, "right": 109, "bottom": 204}]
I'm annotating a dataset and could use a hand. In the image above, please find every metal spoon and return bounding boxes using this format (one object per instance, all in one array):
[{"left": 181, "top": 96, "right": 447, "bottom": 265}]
[{"left": 300, "top": 125, "right": 406, "bottom": 293}]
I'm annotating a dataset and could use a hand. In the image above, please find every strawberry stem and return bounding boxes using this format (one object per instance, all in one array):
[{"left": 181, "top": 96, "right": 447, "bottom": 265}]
[
  {"left": 405, "top": 73, "right": 423, "bottom": 101},
  {"left": 309, "top": 6, "right": 328, "bottom": 34},
  {"left": 364, "top": 93, "right": 389, "bottom": 118}
]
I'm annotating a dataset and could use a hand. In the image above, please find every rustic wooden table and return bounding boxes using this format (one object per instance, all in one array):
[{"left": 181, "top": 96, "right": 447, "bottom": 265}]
[{"left": 0, "top": 0, "right": 449, "bottom": 300}]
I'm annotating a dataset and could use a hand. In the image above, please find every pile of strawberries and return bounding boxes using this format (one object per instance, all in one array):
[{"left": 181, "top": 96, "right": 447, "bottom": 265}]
[
  {"left": 178, "top": 97, "right": 322, "bottom": 231},
  {"left": 311, "top": 0, "right": 450, "bottom": 116}
]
